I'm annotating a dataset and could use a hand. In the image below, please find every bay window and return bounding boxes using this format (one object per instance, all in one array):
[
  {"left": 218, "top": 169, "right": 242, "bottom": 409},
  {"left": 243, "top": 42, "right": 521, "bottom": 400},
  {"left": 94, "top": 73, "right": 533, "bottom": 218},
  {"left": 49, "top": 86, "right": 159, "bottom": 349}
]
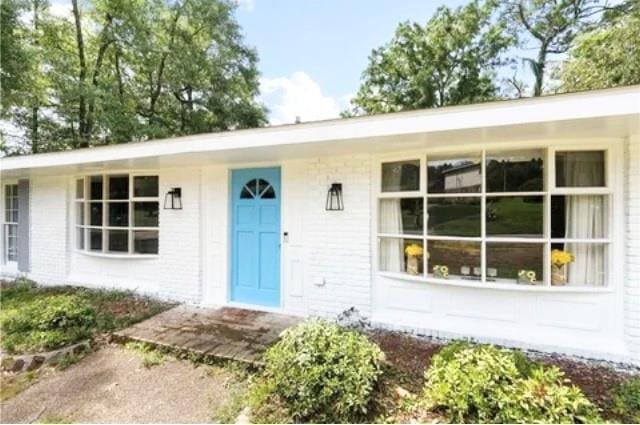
[
  {"left": 75, "top": 174, "right": 159, "bottom": 255},
  {"left": 377, "top": 147, "right": 611, "bottom": 288}
]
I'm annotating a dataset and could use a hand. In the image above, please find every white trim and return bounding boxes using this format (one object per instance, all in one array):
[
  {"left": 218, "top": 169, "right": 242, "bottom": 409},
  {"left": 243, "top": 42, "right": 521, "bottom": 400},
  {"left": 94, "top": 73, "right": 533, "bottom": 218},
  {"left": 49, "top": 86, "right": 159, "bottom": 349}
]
[{"left": 2, "top": 86, "right": 638, "bottom": 173}]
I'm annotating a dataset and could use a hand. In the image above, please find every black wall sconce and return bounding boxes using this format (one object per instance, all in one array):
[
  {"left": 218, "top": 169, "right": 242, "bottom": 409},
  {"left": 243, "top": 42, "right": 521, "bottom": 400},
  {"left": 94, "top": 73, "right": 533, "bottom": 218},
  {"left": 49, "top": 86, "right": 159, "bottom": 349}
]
[
  {"left": 164, "top": 187, "right": 183, "bottom": 210},
  {"left": 325, "top": 183, "right": 344, "bottom": 211}
]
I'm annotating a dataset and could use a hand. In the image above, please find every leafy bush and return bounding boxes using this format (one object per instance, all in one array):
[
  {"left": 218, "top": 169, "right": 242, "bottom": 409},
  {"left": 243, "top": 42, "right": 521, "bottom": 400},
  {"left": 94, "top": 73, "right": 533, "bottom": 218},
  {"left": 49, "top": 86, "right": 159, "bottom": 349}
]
[
  {"left": 0, "top": 294, "right": 97, "bottom": 353},
  {"left": 612, "top": 376, "right": 640, "bottom": 423},
  {"left": 253, "top": 320, "right": 385, "bottom": 423},
  {"left": 424, "top": 344, "right": 601, "bottom": 423}
]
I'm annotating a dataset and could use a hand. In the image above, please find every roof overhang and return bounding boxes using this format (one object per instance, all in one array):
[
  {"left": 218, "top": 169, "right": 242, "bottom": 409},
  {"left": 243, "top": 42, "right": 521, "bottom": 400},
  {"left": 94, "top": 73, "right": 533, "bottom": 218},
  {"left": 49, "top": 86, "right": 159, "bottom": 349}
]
[{"left": 2, "top": 85, "right": 639, "bottom": 178}]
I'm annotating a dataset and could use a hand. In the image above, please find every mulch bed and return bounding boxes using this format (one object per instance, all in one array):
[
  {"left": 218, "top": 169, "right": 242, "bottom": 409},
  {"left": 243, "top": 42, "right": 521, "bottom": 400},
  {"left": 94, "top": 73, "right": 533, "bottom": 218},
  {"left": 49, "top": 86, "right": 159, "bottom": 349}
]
[{"left": 368, "top": 328, "right": 638, "bottom": 420}]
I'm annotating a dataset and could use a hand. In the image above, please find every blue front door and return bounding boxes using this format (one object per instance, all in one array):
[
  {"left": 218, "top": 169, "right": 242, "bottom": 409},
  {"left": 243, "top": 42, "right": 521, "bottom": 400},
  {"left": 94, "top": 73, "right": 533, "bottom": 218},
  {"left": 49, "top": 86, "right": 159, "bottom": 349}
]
[{"left": 231, "top": 167, "right": 281, "bottom": 307}]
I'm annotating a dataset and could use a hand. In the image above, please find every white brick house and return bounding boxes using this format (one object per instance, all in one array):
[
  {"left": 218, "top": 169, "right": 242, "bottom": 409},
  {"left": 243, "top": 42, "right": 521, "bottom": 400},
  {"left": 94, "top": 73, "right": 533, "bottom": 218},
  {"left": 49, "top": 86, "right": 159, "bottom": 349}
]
[{"left": 2, "top": 86, "right": 640, "bottom": 365}]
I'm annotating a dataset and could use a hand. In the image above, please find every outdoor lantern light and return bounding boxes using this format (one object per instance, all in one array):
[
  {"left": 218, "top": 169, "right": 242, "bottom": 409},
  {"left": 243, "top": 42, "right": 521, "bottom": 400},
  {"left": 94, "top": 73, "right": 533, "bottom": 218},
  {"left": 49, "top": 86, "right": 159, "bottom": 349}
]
[
  {"left": 325, "top": 183, "right": 344, "bottom": 211},
  {"left": 164, "top": 187, "right": 183, "bottom": 210}
]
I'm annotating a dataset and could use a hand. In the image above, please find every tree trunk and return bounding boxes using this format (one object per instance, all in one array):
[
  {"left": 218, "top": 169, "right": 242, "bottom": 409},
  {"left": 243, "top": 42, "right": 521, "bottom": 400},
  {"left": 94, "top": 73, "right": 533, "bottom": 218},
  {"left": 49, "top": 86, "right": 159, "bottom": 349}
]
[
  {"left": 71, "top": 0, "right": 89, "bottom": 148},
  {"left": 30, "top": 0, "right": 40, "bottom": 153},
  {"left": 532, "top": 46, "right": 547, "bottom": 97}
]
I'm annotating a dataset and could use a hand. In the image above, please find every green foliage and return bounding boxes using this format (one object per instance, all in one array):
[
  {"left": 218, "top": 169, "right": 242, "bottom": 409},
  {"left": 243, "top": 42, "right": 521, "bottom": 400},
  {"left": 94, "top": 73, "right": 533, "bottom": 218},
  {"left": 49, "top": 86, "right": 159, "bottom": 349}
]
[
  {"left": 560, "top": 1, "right": 640, "bottom": 91},
  {"left": 350, "top": 0, "right": 513, "bottom": 114},
  {"left": 612, "top": 376, "right": 640, "bottom": 423},
  {"left": 253, "top": 320, "right": 385, "bottom": 423},
  {"left": 424, "top": 344, "right": 601, "bottom": 423},
  {"left": 1, "top": 294, "right": 97, "bottom": 353},
  {"left": 125, "top": 341, "right": 166, "bottom": 368},
  {"left": 2, "top": 0, "right": 266, "bottom": 155}
]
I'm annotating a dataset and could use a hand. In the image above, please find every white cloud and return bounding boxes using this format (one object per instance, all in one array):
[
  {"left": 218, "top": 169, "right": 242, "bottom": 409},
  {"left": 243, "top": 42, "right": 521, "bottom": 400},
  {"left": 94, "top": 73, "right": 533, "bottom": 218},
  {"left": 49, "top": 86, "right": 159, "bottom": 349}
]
[
  {"left": 235, "top": 0, "right": 255, "bottom": 12},
  {"left": 48, "top": 0, "right": 73, "bottom": 20},
  {"left": 260, "top": 72, "right": 346, "bottom": 125}
]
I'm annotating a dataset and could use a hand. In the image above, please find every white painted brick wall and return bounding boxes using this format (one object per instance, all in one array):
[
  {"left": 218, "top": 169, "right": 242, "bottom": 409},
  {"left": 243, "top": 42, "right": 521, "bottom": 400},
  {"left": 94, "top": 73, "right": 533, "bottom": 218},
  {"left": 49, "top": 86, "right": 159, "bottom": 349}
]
[
  {"left": 302, "top": 154, "right": 373, "bottom": 317},
  {"left": 626, "top": 134, "right": 640, "bottom": 364},
  {"left": 29, "top": 176, "right": 69, "bottom": 284}
]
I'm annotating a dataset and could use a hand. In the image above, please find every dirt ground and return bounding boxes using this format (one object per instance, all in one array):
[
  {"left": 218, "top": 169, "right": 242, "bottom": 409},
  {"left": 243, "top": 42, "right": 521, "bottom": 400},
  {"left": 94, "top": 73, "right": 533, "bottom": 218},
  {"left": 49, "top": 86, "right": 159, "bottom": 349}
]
[{"left": 1, "top": 345, "right": 239, "bottom": 424}]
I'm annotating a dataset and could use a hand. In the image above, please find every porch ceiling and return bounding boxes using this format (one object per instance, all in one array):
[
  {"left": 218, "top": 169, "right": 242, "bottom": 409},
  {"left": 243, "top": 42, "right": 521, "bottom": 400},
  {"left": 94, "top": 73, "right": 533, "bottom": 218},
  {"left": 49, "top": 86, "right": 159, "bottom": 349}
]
[{"left": 2, "top": 86, "right": 639, "bottom": 178}]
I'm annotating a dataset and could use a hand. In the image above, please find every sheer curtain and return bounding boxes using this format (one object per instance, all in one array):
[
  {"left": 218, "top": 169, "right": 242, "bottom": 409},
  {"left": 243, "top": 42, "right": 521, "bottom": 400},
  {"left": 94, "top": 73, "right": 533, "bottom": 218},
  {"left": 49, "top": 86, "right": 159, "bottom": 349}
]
[
  {"left": 564, "top": 152, "right": 605, "bottom": 286},
  {"left": 380, "top": 199, "right": 404, "bottom": 272}
]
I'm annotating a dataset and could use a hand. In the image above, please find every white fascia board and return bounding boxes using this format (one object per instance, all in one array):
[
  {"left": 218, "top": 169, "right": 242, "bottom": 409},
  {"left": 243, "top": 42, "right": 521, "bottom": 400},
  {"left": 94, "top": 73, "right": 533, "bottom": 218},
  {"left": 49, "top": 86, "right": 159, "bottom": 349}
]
[{"left": 2, "top": 85, "right": 639, "bottom": 172}]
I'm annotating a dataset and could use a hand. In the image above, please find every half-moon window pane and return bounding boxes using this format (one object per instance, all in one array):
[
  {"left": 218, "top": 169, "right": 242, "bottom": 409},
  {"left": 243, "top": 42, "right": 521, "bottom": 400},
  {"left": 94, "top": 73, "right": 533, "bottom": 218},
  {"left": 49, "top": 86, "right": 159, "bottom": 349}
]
[
  {"left": 240, "top": 185, "right": 255, "bottom": 199},
  {"left": 261, "top": 186, "right": 276, "bottom": 199},
  {"left": 257, "top": 179, "right": 270, "bottom": 196}
]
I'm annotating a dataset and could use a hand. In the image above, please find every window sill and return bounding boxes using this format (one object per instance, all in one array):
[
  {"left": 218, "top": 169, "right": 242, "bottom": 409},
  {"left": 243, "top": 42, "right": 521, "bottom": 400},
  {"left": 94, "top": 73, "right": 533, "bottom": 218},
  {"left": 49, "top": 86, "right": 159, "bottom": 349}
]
[
  {"left": 377, "top": 272, "right": 613, "bottom": 293},
  {"left": 74, "top": 250, "right": 159, "bottom": 260}
]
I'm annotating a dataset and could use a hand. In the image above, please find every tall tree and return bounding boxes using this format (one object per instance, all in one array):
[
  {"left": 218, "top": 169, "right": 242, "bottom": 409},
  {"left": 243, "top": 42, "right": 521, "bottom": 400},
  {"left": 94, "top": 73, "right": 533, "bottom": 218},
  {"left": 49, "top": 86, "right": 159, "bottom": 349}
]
[
  {"left": 1, "top": 0, "right": 267, "bottom": 155},
  {"left": 349, "top": 0, "right": 513, "bottom": 115},
  {"left": 500, "top": 0, "right": 614, "bottom": 96},
  {"left": 559, "top": 0, "right": 640, "bottom": 90}
]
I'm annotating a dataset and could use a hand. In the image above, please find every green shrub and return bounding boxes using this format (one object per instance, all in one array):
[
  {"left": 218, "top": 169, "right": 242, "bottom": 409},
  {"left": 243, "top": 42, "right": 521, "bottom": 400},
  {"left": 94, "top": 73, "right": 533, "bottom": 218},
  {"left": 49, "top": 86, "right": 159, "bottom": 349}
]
[
  {"left": 0, "top": 294, "right": 97, "bottom": 353},
  {"left": 612, "top": 376, "right": 640, "bottom": 423},
  {"left": 424, "top": 344, "right": 601, "bottom": 423},
  {"left": 254, "top": 320, "right": 385, "bottom": 423}
]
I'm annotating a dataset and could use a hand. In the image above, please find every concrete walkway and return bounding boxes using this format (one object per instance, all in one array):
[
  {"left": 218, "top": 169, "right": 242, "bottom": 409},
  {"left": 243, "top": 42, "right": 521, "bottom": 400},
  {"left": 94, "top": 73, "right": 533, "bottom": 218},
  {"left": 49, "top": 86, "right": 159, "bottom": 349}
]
[{"left": 114, "top": 305, "right": 301, "bottom": 365}]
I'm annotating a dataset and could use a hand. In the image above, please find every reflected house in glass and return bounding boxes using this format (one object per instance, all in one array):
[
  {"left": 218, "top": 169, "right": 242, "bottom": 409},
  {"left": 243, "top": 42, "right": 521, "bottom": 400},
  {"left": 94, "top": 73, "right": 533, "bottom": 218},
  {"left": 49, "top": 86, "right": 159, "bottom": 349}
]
[{"left": 1, "top": 86, "right": 640, "bottom": 366}]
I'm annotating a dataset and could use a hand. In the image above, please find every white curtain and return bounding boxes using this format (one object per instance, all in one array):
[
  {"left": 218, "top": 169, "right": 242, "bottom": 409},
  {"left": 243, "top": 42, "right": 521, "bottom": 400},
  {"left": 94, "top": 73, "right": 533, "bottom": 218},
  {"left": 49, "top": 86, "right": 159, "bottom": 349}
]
[
  {"left": 380, "top": 199, "right": 404, "bottom": 272},
  {"left": 564, "top": 152, "right": 605, "bottom": 286}
]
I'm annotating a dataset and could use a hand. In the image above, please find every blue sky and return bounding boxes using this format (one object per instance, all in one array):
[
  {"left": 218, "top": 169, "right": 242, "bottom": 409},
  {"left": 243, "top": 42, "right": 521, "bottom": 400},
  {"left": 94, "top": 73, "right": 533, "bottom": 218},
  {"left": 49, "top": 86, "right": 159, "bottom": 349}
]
[{"left": 235, "top": 0, "right": 473, "bottom": 123}]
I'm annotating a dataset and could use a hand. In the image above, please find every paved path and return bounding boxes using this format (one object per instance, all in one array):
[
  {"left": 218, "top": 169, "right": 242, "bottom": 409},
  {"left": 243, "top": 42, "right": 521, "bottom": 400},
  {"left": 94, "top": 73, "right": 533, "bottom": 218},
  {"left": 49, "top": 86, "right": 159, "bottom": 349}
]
[
  {"left": 114, "top": 305, "right": 301, "bottom": 364},
  {"left": 1, "top": 345, "right": 239, "bottom": 424}
]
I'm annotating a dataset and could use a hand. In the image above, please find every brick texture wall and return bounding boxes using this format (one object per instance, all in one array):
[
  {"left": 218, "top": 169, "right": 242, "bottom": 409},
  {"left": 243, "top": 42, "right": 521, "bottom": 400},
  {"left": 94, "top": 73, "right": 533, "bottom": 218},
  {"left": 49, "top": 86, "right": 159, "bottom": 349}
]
[{"left": 626, "top": 134, "right": 640, "bottom": 364}]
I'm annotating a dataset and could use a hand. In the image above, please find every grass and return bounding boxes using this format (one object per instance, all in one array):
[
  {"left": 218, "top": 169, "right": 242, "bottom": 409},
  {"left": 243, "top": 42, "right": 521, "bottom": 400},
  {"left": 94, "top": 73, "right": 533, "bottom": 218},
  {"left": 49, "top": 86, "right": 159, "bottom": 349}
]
[
  {"left": 38, "top": 414, "right": 73, "bottom": 424},
  {"left": 0, "top": 278, "right": 171, "bottom": 354},
  {"left": 125, "top": 341, "right": 166, "bottom": 368},
  {"left": 0, "top": 370, "right": 40, "bottom": 401}
]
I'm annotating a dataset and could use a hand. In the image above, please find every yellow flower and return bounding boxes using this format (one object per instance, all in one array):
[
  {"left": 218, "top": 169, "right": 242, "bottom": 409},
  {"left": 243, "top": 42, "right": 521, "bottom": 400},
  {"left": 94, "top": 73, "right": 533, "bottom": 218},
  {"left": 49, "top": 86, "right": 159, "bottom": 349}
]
[
  {"left": 551, "top": 249, "right": 574, "bottom": 267},
  {"left": 405, "top": 244, "right": 423, "bottom": 257}
]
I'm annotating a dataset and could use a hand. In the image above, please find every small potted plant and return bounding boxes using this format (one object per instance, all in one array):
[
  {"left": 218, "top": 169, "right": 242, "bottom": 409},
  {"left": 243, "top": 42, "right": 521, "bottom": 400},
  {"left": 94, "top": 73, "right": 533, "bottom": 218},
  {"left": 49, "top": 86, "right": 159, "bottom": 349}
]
[
  {"left": 551, "top": 249, "right": 574, "bottom": 286},
  {"left": 404, "top": 244, "right": 423, "bottom": 276},
  {"left": 433, "top": 265, "right": 449, "bottom": 279},
  {"left": 517, "top": 269, "right": 537, "bottom": 285}
]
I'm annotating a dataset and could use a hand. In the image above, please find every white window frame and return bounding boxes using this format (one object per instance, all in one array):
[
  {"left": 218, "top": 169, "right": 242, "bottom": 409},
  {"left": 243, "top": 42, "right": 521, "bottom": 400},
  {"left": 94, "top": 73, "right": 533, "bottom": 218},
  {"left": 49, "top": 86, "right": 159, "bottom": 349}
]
[
  {"left": 2, "top": 182, "right": 19, "bottom": 265},
  {"left": 374, "top": 140, "right": 620, "bottom": 291},
  {"left": 74, "top": 173, "right": 160, "bottom": 257}
]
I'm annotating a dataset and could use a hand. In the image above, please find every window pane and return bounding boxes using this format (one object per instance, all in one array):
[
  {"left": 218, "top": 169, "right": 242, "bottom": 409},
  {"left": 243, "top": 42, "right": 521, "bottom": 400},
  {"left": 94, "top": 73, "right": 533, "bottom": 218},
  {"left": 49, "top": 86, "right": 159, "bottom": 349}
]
[
  {"left": 90, "top": 176, "right": 103, "bottom": 200},
  {"left": 11, "top": 209, "right": 17, "bottom": 223},
  {"left": 486, "top": 196, "right": 544, "bottom": 238},
  {"left": 428, "top": 240, "right": 481, "bottom": 280},
  {"left": 89, "top": 229, "right": 102, "bottom": 251},
  {"left": 379, "top": 198, "right": 423, "bottom": 235},
  {"left": 550, "top": 243, "right": 606, "bottom": 287},
  {"left": 427, "top": 197, "right": 481, "bottom": 237},
  {"left": 486, "top": 149, "right": 544, "bottom": 192},
  {"left": 487, "top": 242, "right": 544, "bottom": 284},
  {"left": 134, "top": 230, "right": 159, "bottom": 254},
  {"left": 108, "top": 230, "right": 129, "bottom": 252},
  {"left": 382, "top": 160, "right": 420, "bottom": 192},
  {"left": 76, "top": 228, "right": 85, "bottom": 250},
  {"left": 76, "top": 179, "right": 84, "bottom": 199},
  {"left": 133, "top": 176, "right": 159, "bottom": 197},
  {"left": 90, "top": 203, "right": 103, "bottom": 226},
  {"left": 379, "top": 238, "right": 423, "bottom": 275},
  {"left": 108, "top": 202, "right": 129, "bottom": 227},
  {"left": 6, "top": 224, "right": 17, "bottom": 261},
  {"left": 134, "top": 202, "right": 159, "bottom": 227},
  {"left": 551, "top": 195, "right": 607, "bottom": 239},
  {"left": 428, "top": 154, "right": 481, "bottom": 194},
  {"left": 76, "top": 202, "right": 85, "bottom": 225},
  {"left": 556, "top": 151, "right": 605, "bottom": 187},
  {"left": 108, "top": 175, "right": 129, "bottom": 199}
]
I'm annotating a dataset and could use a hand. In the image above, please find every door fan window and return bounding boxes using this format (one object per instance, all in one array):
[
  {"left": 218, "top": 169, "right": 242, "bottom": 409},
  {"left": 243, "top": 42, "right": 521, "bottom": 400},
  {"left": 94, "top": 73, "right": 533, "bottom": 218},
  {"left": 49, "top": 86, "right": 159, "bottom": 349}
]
[{"left": 240, "top": 179, "right": 276, "bottom": 199}]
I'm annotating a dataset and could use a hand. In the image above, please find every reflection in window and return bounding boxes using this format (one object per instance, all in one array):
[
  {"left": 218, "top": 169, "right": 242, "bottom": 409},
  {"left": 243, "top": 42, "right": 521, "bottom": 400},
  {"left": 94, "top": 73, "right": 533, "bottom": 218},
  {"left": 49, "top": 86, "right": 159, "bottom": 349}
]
[
  {"left": 379, "top": 198, "right": 423, "bottom": 235},
  {"left": 428, "top": 197, "right": 480, "bottom": 237},
  {"left": 382, "top": 160, "right": 420, "bottom": 192},
  {"left": 134, "top": 230, "right": 159, "bottom": 254},
  {"left": 487, "top": 243, "right": 544, "bottom": 284},
  {"left": 556, "top": 151, "right": 605, "bottom": 187},
  {"left": 379, "top": 238, "right": 423, "bottom": 275},
  {"left": 108, "top": 175, "right": 129, "bottom": 199},
  {"left": 428, "top": 154, "right": 481, "bottom": 194},
  {"left": 108, "top": 202, "right": 129, "bottom": 227},
  {"left": 428, "top": 240, "right": 481, "bottom": 280},
  {"left": 134, "top": 176, "right": 159, "bottom": 197},
  {"left": 108, "top": 230, "right": 128, "bottom": 252},
  {"left": 486, "top": 149, "right": 544, "bottom": 192},
  {"left": 486, "top": 196, "right": 543, "bottom": 238},
  {"left": 90, "top": 176, "right": 103, "bottom": 200}
]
